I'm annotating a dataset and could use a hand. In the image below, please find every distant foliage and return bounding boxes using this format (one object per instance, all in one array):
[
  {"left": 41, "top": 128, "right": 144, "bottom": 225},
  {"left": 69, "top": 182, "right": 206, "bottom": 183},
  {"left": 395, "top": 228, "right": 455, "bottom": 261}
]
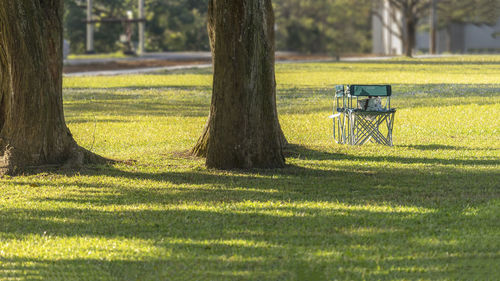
[
  {"left": 438, "top": 0, "right": 500, "bottom": 26},
  {"left": 64, "top": 0, "right": 375, "bottom": 54},
  {"left": 64, "top": 0, "right": 87, "bottom": 54},
  {"left": 64, "top": 0, "right": 209, "bottom": 53},
  {"left": 63, "top": 0, "right": 498, "bottom": 55},
  {"left": 145, "top": 0, "right": 209, "bottom": 52},
  {"left": 273, "top": 0, "right": 373, "bottom": 54}
]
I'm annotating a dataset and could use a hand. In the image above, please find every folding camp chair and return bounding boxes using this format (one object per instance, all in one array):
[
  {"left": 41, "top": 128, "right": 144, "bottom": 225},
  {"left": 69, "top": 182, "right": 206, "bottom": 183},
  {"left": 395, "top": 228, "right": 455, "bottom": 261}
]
[{"left": 330, "top": 85, "right": 396, "bottom": 146}]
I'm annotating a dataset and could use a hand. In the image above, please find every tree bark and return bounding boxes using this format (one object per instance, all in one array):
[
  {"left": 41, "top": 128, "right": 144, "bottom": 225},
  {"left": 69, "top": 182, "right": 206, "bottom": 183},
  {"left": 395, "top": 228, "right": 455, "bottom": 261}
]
[
  {"left": 429, "top": 0, "right": 437, "bottom": 54},
  {"left": 0, "top": 0, "right": 108, "bottom": 175},
  {"left": 191, "top": 0, "right": 285, "bottom": 169}
]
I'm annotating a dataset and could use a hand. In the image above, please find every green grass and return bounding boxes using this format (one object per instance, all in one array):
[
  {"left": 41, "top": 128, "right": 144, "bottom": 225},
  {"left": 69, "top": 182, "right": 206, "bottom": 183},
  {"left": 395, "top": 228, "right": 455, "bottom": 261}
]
[
  {"left": 2, "top": 56, "right": 500, "bottom": 280},
  {"left": 67, "top": 52, "right": 131, "bottom": 60}
]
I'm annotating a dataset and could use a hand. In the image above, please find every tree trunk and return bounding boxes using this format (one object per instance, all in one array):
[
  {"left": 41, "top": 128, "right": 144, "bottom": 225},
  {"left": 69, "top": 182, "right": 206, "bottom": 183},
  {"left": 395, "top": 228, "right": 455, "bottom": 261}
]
[
  {"left": 429, "top": 0, "right": 437, "bottom": 54},
  {"left": 191, "top": 0, "right": 285, "bottom": 169},
  {"left": 0, "top": 0, "right": 108, "bottom": 175},
  {"left": 403, "top": 16, "right": 416, "bottom": 57}
]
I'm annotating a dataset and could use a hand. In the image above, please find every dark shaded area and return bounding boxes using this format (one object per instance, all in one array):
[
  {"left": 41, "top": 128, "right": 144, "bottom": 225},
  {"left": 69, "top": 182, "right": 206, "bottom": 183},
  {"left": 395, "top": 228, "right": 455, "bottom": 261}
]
[
  {"left": 1, "top": 253, "right": 496, "bottom": 280},
  {"left": 1, "top": 142, "right": 499, "bottom": 279},
  {"left": 62, "top": 84, "right": 500, "bottom": 121},
  {"left": 284, "top": 144, "right": 499, "bottom": 166},
  {"left": 63, "top": 87, "right": 212, "bottom": 119},
  {"left": 397, "top": 144, "right": 496, "bottom": 151},
  {"left": 343, "top": 60, "right": 500, "bottom": 66},
  {"left": 0, "top": 158, "right": 499, "bottom": 280}
]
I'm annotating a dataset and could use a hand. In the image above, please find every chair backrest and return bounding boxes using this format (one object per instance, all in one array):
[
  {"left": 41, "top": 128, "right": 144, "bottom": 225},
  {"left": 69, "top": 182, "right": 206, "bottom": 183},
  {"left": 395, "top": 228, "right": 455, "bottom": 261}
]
[{"left": 349, "top": 85, "right": 392, "bottom": 97}]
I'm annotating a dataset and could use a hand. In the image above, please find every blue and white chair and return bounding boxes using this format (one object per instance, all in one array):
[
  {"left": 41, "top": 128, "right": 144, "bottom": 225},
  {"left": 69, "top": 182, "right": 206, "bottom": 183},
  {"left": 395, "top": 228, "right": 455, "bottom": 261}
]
[{"left": 330, "top": 85, "right": 396, "bottom": 146}]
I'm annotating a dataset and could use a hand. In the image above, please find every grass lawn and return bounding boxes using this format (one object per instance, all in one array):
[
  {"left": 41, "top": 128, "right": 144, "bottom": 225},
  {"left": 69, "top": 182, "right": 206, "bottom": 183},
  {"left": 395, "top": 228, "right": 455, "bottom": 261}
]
[
  {"left": 67, "top": 52, "right": 131, "bottom": 60},
  {"left": 1, "top": 55, "right": 499, "bottom": 280}
]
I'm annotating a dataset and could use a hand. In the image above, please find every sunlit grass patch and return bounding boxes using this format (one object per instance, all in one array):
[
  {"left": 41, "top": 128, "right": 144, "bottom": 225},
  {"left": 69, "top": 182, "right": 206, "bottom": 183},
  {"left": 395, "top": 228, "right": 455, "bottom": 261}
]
[
  {"left": 67, "top": 52, "right": 130, "bottom": 60},
  {"left": 1, "top": 55, "right": 499, "bottom": 280},
  {"left": 63, "top": 55, "right": 500, "bottom": 89}
]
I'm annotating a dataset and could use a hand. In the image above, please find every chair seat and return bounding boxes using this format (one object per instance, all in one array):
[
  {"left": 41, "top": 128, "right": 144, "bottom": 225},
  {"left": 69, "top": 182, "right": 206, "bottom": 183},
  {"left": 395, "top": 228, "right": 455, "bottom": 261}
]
[{"left": 348, "top": 108, "right": 396, "bottom": 113}]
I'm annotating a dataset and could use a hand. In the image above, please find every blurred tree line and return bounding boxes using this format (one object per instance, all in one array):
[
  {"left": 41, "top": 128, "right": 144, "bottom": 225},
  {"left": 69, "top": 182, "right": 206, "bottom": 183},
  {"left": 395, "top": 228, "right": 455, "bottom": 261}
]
[
  {"left": 436, "top": 0, "right": 499, "bottom": 29},
  {"left": 64, "top": 0, "right": 373, "bottom": 54},
  {"left": 273, "top": 0, "right": 373, "bottom": 54},
  {"left": 64, "top": 0, "right": 209, "bottom": 53},
  {"left": 64, "top": 0, "right": 498, "bottom": 55}
]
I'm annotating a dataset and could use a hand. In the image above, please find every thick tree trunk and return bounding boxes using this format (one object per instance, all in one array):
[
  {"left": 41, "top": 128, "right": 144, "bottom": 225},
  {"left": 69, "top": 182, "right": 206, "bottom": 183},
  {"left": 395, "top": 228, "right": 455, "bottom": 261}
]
[
  {"left": 0, "top": 0, "right": 108, "bottom": 175},
  {"left": 191, "top": 0, "right": 285, "bottom": 169}
]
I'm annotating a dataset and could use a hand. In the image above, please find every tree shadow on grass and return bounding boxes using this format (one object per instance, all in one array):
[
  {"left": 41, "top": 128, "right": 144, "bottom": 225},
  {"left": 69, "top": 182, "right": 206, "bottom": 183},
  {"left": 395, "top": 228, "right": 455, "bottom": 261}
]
[
  {"left": 63, "top": 87, "right": 212, "bottom": 118},
  {"left": 62, "top": 84, "right": 500, "bottom": 120},
  {"left": 2, "top": 166, "right": 499, "bottom": 279},
  {"left": 0, "top": 182, "right": 497, "bottom": 280},
  {"left": 284, "top": 144, "right": 500, "bottom": 166},
  {"left": 65, "top": 100, "right": 210, "bottom": 118},
  {"left": 1, "top": 144, "right": 498, "bottom": 280},
  {"left": 2, "top": 251, "right": 496, "bottom": 280},
  {"left": 396, "top": 144, "right": 496, "bottom": 151},
  {"left": 338, "top": 59, "right": 500, "bottom": 66},
  {"left": 6, "top": 142, "right": 498, "bottom": 210}
]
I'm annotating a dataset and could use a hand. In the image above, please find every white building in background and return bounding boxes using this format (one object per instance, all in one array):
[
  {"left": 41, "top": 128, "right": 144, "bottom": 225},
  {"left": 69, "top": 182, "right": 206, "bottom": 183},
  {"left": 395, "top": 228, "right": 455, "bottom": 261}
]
[
  {"left": 372, "top": 2, "right": 500, "bottom": 55},
  {"left": 372, "top": 0, "right": 403, "bottom": 55}
]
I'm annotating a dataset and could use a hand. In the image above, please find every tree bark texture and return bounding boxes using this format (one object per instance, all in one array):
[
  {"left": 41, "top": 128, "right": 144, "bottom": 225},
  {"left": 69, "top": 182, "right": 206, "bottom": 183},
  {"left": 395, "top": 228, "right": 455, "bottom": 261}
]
[
  {"left": 191, "top": 0, "right": 285, "bottom": 169},
  {"left": 0, "top": 0, "right": 106, "bottom": 175}
]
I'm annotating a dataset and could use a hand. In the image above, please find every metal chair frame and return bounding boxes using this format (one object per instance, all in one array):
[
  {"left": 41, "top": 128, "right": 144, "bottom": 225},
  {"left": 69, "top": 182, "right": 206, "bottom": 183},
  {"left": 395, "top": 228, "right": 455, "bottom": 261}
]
[{"left": 331, "top": 85, "right": 396, "bottom": 146}]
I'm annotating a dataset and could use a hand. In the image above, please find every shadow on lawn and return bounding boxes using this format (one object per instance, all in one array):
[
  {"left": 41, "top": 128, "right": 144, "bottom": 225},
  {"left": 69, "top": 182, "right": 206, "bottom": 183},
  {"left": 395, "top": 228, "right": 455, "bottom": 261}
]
[
  {"left": 1, "top": 239, "right": 495, "bottom": 280},
  {"left": 397, "top": 144, "right": 497, "bottom": 151},
  {"left": 62, "top": 84, "right": 500, "bottom": 121},
  {"left": 2, "top": 169, "right": 498, "bottom": 280},
  {"left": 285, "top": 144, "right": 500, "bottom": 166},
  {"left": 1, "top": 171, "right": 497, "bottom": 280},
  {"left": 339, "top": 59, "right": 500, "bottom": 66},
  {"left": 63, "top": 87, "right": 212, "bottom": 118},
  {"left": 0, "top": 142, "right": 500, "bottom": 280},
  {"left": 1, "top": 145, "right": 499, "bottom": 280},
  {"left": 6, "top": 144, "right": 499, "bottom": 209}
]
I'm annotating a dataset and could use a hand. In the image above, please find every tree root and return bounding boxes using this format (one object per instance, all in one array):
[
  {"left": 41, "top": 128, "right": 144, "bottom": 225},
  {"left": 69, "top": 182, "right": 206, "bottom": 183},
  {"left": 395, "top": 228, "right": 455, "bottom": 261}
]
[
  {"left": 191, "top": 124, "right": 288, "bottom": 158},
  {"left": 0, "top": 144, "right": 114, "bottom": 176},
  {"left": 61, "top": 144, "right": 114, "bottom": 170}
]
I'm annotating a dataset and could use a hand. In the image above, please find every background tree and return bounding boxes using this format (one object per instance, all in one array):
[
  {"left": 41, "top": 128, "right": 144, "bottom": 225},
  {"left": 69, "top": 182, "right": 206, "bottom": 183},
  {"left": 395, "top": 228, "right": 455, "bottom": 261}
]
[
  {"left": 146, "top": 0, "right": 209, "bottom": 51},
  {"left": 274, "top": 0, "right": 373, "bottom": 55},
  {"left": 191, "top": 0, "right": 285, "bottom": 169},
  {"left": 63, "top": 0, "right": 373, "bottom": 55},
  {"left": 64, "top": 0, "right": 210, "bottom": 53},
  {"left": 437, "top": 0, "right": 500, "bottom": 52},
  {"left": 64, "top": 0, "right": 135, "bottom": 53},
  {"left": 373, "top": 0, "right": 431, "bottom": 57},
  {"left": 0, "top": 0, "right": 106, "bottom": 175}
]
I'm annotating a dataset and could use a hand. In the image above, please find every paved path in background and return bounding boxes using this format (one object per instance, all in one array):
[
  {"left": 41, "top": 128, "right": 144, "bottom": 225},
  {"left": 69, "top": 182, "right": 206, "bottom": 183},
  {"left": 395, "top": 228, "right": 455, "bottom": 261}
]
[
  {"left": 64, "top": 52, "right": 213, "bottom": 66},
  {"left": 64, "top": 63, "right": 213, "bottom": 77},
  {"left": 64, "top": 53, "right": 452, "bottom": 77}
]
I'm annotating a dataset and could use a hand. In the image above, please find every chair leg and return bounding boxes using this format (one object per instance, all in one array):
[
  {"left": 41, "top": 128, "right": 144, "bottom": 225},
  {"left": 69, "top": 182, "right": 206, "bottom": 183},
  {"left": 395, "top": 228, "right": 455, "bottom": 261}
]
[{"left": 352, "top": 113, "right": 392, "bottom": 146}]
